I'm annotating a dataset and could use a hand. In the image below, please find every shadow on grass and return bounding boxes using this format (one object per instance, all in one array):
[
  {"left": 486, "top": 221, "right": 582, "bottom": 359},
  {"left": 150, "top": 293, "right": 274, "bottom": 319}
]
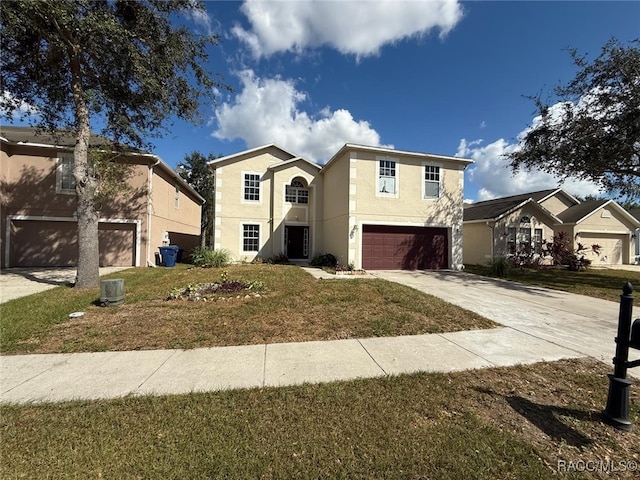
[{"left": 476, "top": 386, "right": 595, "bottom": 448}]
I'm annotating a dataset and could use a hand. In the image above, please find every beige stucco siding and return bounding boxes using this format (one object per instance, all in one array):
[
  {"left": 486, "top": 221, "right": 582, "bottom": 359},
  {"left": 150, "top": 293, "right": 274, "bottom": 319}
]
[
  {"left": 571, "top": 206, "right": 635, "bottom": 265},
  {"left": 463, "top": 222, "right": 493, "bottom": 265},
  {"left": 345, "top": 150, "right": 465, "bottom": 269},
  {"left": 212, "top": 150, "right": 284, "bottom": 261},
  {"left": 270, "top": 161, "right": 321, "bottom": 258},
  {"left": 540, "top": 193, "right": 576, "bottom": 217},
  {"left": 321, "top": 151, "right": 350, "bottom": 265}
]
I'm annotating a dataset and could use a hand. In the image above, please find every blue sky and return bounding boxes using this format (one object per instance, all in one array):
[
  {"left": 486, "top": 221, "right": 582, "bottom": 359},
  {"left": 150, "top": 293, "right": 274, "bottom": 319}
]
[{"left": 6, "top": 1, "right": 640, "bottom": 202}]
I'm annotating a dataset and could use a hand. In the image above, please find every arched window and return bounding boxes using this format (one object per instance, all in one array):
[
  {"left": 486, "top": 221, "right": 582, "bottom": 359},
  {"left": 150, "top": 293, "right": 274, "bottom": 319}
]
[{"left": 286, "top": 179, "right": 309, "bottom": 204}]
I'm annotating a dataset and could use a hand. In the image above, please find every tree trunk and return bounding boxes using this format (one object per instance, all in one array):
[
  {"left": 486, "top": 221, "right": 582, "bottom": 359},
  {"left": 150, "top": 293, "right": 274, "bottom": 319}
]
[{"left": 71, "top": 51, "right": 100, "bottom": 289}]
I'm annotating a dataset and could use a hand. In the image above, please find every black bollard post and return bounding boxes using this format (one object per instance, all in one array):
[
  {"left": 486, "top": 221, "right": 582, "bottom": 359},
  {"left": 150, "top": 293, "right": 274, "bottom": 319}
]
[{"left": 603, "top": 282, "right": 634, "bottom": 432}]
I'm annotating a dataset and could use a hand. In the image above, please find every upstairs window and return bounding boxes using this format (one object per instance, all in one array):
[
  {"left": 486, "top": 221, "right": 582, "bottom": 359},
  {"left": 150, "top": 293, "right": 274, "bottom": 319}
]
[
  {"left": 56, "top": 154, "right": 76, "bottom": 194},
  {"left": 243, "top": 173, "right": 260, "bottom": 201},
  {"left": 285, "top": 179, "right": 309, "bottom": 204},
  {"left": 424, "top": 164, "right": 441, "bottom": 198},
  {"left": 174, "top": 186, "right": 180, "bottom": 208},
  {"left": 378, "top": 159, "right": 396, "bottom": 194}
]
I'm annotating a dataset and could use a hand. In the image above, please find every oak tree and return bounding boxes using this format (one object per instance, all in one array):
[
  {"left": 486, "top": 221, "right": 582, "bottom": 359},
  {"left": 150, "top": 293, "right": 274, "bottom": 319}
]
[
  {"left": 507, "top": 38, "right": 640, "bottom": 199},
  {"left": 1, "top": 0, "right": 229, "bottom": 287}
]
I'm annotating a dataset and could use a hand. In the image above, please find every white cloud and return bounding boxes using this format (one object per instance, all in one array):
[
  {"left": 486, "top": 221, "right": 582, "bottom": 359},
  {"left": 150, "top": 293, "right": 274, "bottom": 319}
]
[
  {"left": 457, "top": 137, "right": 603, "bottom": 202},
  {"left": 0, "top": 91, "right": 39, "bottom": 120},
  {"left": 233, "top": 0, "right": 463, "bottom": 58},
  {"left": 212, "top": 70, "right": 389, "bottom": 163},
  {"left": 184, "top": 1, "right": 215, "bottom": 35}
]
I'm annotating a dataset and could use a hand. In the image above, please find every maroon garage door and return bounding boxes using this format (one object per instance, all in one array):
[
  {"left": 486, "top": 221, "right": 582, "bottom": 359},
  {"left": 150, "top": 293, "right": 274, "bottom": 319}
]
[{"left": 362, "top": 225, "right": 448, "bottom": 270}]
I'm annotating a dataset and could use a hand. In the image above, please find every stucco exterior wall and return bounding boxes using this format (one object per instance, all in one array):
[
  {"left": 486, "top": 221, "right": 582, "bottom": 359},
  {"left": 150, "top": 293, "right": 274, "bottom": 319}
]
[
  {"left": 270, "top": 161, "right": 322, "bottom": 259},
  {"left": 462, "top": 222, "right": 493, "bottom": 265},
  {"left": 344, "top": 150, "right": 465, "bottom": 269},
  {"left": 1, "top": 141, "right": 201, "bottom": 268},
  {"left": 212, "top": 149, "right": 284, "bottom": 261},
  {"left": 148, "top": 164, "right": 202, "bottom": 264},
  {"left": 570, "top": 205, "right": 635, "bottom": 265},
  {"left": 321, "top": 151, "right": 350, "bottom": 266},
  {"left": 540, "top": 193, "right": 576, "bottom": 216}
]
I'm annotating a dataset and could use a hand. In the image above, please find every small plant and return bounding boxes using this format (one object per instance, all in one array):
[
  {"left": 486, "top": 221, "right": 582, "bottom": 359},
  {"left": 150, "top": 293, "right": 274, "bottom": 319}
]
[
  {"left": 167, "top": 276, "right": 265, "bottom": 301},
  {"left": 310, "top": 253, "right": 337, "bottom": 268},
  {"left": 489, "top": 256, "right": 511, "bottom": 277},
  {"left": 189, "top": 247, "right": 231, "bottom": 268}
]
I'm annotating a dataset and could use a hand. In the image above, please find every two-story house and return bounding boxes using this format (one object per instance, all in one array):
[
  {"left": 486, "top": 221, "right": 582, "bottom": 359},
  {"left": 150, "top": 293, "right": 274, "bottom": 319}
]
[
  {"left": 1, "top": 126, "right": 204, "bottom": 268},
  {"left": 463, "top": 188, "right": 640, "bottom": 266},
  {"left": 209, "top": 143, "right": 472, "bottom": 270}
]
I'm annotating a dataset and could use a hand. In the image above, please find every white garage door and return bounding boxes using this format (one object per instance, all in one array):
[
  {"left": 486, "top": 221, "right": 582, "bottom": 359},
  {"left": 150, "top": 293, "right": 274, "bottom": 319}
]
[{"left": 579, "top": 233, "right": 627, "bottom": 265}]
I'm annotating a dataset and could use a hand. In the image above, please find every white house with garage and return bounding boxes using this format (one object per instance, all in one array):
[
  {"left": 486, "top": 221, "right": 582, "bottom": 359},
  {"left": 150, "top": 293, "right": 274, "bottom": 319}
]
[{"left": 208, "top": 143, "right": 472, "bottom": 270}]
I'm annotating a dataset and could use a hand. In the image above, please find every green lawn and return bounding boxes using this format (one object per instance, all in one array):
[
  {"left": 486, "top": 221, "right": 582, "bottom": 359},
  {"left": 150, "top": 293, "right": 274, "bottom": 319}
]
[
  {"left": 1, "top": 357, "right": 638, "bottom": 479},
  {"left": 0, "top": 264, "right": 495, "bottom": 354},
  {"left": 464, "top": 264, "right": 640, "bottom": 302}
]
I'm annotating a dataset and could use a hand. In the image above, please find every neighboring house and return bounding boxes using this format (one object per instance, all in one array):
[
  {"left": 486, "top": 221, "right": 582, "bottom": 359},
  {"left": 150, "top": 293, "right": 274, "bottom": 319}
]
[
  {"left": 209, "top": 143, "right": 472, "bottom": 270},
  {"left": 463, "top": 188, "right": 640, "bottom": 266},
  {"left": 630, "top": 209, "right": 640, "bottom": 260},
  {"left": 0, "top": 126, "right": 204, "bottom": 268}
]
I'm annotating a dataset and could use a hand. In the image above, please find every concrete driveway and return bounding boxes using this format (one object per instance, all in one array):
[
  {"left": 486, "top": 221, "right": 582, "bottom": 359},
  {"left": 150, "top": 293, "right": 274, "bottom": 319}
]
[
  {"left": 372, "top": 270, "right": 640, "bottom": 376},
  {"left": 0, "top": 267, "right": 132, "bottom": 303}
]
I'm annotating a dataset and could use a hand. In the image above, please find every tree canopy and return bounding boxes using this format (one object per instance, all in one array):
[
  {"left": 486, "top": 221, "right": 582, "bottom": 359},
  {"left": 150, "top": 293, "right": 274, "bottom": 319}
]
[
  {"left": 179, "top": 151, "right": 217, "bottom": 247},
  {"left": 507, "top": 38, "right": 640, "bottom": 199},
  {"left": 1, "top": 0, "right": 229, "bottom": 287}
]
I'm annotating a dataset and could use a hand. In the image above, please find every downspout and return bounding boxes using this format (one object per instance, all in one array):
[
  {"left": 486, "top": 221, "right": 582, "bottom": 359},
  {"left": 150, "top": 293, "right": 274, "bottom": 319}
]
[{"left": 147, "top": 157, "right": 161, "bottom": 266}]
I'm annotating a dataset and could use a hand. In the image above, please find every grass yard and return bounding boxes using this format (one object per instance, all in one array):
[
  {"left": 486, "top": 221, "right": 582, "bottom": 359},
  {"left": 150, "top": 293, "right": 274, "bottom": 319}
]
[
  {"left": 1, "top": 357, "right": 638, "bottom": 479},
  {"left": 464, "top": 264, "right": 640, "bottom": 303},
  {"left": 0, "top": 264, "right": 496, "bottom": 354}
]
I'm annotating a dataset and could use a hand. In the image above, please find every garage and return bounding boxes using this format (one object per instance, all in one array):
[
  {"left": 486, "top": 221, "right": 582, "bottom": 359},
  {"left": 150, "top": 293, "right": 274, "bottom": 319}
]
[
  {"left": 578, "top": 233, "right": 628, "bottom": 265},
  {"left": 9, "top": 219, "right": 136, "bottom": 267},
  {"left": 362, "top": 225, "right": 449, "bottom": 270}
]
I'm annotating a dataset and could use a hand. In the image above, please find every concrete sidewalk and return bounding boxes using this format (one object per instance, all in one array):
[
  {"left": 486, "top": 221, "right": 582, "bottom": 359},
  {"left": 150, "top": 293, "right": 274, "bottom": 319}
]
[{"left": 0, "top": 327, "right": 582, "bottom": 404}]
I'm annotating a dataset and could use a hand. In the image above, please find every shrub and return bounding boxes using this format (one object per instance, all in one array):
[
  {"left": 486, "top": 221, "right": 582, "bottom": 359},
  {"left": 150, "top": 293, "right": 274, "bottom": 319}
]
[
  {"left": 268, "top": 252, "right": 290, "bottom": 264},
  {"left": 489, "top": 256, "right": 511, "bottom": 277},
  {"left": 310, "top": 253, "right": 337, "bottom": 268},
  {"left": 189, "top": 247, "right": 231, "bottom": 268}
]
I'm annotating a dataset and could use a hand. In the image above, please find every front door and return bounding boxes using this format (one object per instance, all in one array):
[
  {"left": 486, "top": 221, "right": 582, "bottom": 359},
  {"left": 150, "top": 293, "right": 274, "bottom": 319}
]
[{"left": 286, "top": 226, "right": 309, "bottom": 259}]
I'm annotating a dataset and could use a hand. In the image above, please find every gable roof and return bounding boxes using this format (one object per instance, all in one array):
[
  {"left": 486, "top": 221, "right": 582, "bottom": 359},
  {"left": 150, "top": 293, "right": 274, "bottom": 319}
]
[
  {"left": 463, "top": 189, "right": 562, "bottom": 222},
  {"left": 267, "top": 157, "right": 321, "bottom": 172},
  {"left": 0, "top": 126, "right": 204, "bottom": 204},
  {"left": 557, "top": 199, "right": 640, "bottom": 227},
  {"left": 208, "top": 143, "right": 298, "bottom": 167}
]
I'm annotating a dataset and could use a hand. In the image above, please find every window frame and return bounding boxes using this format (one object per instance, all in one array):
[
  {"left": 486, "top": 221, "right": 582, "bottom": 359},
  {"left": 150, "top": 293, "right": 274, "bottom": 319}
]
[
  {"left": 285, "top": 180, "right": 309, "bottom": 204},
  {"left": 56, "top": 153, "right": 76, "bottom": 195},
  {"left": 376, "top": 156, "right": 398, "bottom": 197},
  {"left": 242, "top": 172, "right": 261, "bottom": 203},
  {"left": 241, "top": 223, "right": 260, "bottom": 253},
  {"left": 422, "top": 162, "right": 442, "bottom": 200}
]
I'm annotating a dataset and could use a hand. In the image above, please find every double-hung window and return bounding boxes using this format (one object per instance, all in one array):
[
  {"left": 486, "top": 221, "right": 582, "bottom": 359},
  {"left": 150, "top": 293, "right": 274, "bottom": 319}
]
[
  {"left": 423, "top": 164, "right": 441, "bottom": 199},
  {"left": 533, "top": 228, "right": 543, "bottom": 254},
  {"left": 378, "top": 159, "right": 396, "bottom": 195},
  {"left": 243, "top": 173, "right": 260, "bottom": 201},
  {"left": 242, "top": 224, "right": 260, "bottom": 252},
  {"left": 56, "top": 154, "right": 76, "bottom": 194}
]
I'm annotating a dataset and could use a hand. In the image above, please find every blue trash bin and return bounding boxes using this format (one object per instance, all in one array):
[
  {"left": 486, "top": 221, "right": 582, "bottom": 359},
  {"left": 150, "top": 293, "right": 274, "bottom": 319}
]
[{"left": 159, "top": 245, "right": 179, "bottom": 267}]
